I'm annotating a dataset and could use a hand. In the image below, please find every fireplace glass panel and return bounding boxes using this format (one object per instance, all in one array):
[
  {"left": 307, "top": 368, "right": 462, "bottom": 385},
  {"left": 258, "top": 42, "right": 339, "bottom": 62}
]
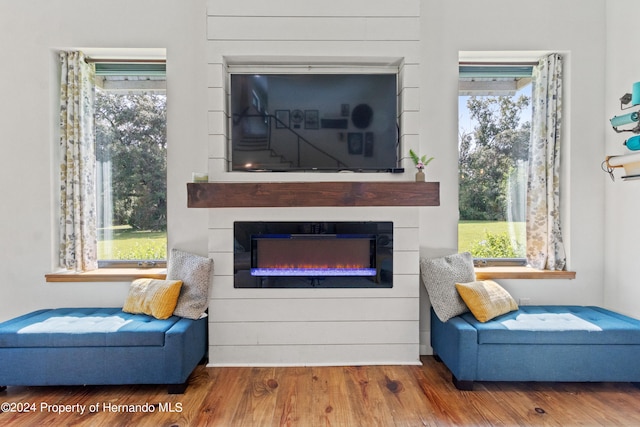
[
  {"left": 253, "top": 235, "right": 376, "bottom": 277},
  {"left": 234, "top": 221, "right": 392, "bottom": 288}
]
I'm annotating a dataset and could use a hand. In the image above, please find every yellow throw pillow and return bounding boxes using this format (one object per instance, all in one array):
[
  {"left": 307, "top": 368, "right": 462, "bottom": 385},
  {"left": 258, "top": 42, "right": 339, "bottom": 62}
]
[
  {"left": 455, "top": 280, "right": 518, "bottom": 322},
  {"left": 122, "top": 278, "right": 183, "bottom": 320}
]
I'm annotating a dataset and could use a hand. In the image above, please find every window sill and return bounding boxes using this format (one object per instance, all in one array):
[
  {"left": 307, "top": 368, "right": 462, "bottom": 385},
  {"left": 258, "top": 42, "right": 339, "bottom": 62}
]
[
  {"left": 474, "top": 266, "right": 576, "bottom": 280},
  {"left": 44, "top": 266, "right": 575, "bottom": 282},
  {"left": 45, "top": 268, "right": 167, "bottom": 283}
]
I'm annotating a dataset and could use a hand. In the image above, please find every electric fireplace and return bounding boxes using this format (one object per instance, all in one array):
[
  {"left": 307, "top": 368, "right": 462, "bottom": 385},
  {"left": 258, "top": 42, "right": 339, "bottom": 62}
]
[{"left": 234, "top": 221, "right": 393, "bottom": 288}]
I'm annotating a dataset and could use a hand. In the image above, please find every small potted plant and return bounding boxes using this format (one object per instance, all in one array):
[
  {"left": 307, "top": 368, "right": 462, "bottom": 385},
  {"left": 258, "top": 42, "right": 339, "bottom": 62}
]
[{"left": 409, "top": 149, "right": 434, "bottom": 182}]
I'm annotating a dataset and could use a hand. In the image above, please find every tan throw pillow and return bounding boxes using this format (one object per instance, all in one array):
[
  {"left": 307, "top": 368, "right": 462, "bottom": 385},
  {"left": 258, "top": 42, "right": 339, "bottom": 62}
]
[
  {"left": 420, "top": 252, "right": 476, "bottom": 322},
  {"left": 167, "top": 249, "right": 213, "bottom": 320},
  {"left": 122, "top": 278, "right": 183, "bottom": 320},
  {"left": 455, "top": 280, "right": 518, "bottom": 322}
]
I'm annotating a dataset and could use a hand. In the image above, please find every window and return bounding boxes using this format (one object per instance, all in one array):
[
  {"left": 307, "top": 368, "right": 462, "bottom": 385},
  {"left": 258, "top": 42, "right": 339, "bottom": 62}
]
[
  {"left": 94, "top": 62, "right": 167, "bottom": 268},
  {"left": 458, "top": 64, "right": 533, "bottom": 266}
]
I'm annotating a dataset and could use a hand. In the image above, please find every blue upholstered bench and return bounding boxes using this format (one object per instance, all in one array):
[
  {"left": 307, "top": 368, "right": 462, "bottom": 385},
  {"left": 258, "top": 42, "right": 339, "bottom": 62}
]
[
  {"left": 431, "top": 305, "right": 640, "bottom": 390},
  {"left": 0, "top": 307, "right": 207, "bottom": 393}
]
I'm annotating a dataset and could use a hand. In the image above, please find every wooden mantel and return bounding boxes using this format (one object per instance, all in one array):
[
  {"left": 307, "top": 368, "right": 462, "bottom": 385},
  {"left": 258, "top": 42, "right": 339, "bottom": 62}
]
[{"left": 187, "top": 181, "right": 439, "bottom": 208}]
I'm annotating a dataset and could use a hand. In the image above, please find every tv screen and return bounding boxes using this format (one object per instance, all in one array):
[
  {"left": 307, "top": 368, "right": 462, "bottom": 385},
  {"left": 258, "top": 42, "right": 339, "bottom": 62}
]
[{"left": 230, "top": 73, "right": 399, "bottom": 172}]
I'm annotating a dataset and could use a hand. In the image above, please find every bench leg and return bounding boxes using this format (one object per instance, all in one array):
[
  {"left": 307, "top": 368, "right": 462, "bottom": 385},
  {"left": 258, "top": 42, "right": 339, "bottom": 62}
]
[
  {"left": 0, "top": 386, "right": 6, "bottom": 392},
  {"left": 452, "top": 375, "right": 474, "bottom": 391},
  {"left": 167, "top": 381, "right": 188, "bottom": 394}
]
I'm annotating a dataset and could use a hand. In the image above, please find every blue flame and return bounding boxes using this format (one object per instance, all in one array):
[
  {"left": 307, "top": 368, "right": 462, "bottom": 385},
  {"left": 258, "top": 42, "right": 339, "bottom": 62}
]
[{"left": 251, "top": 268, "right": 376, "bottom": 277}]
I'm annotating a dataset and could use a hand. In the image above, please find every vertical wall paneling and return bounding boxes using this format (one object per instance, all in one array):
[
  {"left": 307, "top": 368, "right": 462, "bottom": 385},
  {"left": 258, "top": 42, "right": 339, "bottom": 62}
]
[{"left": 206, "top": 0, "right": 422, "bottom": 366}]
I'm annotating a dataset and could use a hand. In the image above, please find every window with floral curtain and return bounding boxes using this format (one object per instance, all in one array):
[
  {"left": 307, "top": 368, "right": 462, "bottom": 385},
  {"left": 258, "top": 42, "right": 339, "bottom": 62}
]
[
  {"left": 526, "top": 53, "right": 566, "bottom": 270},
  {"left": 58, "top": 51, "right": 98, "bottom": 272},
  {"left": 457, "top": 53, "right": 566, "bottom": 271}
]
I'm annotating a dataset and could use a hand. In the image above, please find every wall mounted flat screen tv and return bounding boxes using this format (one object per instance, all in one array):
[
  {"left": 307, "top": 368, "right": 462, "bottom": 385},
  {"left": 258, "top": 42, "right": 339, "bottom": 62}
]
[{"left": 230, "top": 73, "right": 399, "bottom": 172}]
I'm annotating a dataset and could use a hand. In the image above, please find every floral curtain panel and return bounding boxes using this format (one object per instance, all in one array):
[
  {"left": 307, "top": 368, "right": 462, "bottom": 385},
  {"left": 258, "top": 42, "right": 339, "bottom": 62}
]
[
  {"left": 59, "top": 51, "right": 98, "bottom": 272},
  {"left": 526, "top": 53, "right": 566, "bottom": 270}
]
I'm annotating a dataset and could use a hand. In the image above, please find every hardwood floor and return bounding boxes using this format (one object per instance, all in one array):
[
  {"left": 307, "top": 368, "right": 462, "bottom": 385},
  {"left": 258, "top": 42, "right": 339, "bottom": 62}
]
[{"left": 2, "top": 356, "right": 640, "bottom": 426}]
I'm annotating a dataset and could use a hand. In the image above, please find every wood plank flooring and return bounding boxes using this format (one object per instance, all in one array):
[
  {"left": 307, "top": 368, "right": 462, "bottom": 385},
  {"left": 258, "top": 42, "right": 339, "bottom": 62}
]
[{"left": 2, "top": 356, "right": 640, "bottom": 426}]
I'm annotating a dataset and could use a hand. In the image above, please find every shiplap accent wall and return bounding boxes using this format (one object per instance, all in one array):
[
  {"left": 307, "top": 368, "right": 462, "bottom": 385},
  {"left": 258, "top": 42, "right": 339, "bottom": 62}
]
[{"left": 205, "top": 0, "right": 422, "bottom": 366}]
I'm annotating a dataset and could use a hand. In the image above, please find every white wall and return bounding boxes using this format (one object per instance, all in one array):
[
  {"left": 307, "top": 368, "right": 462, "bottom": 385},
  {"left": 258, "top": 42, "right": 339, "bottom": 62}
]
[
  {"left": 416, "top": 0, "right": 610, "bottom": 348},
  {"left": 603, "top": 0, "right": 640, "bottom": 318},
  {"left": 0, "top": 0, "right": 209, "bottom": 321},
  {"left": 0, "top": 0, "right": 618, "bottom": 357},
  {"left": 419, "top": 0, "right": 607, "bottom": 329}
]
